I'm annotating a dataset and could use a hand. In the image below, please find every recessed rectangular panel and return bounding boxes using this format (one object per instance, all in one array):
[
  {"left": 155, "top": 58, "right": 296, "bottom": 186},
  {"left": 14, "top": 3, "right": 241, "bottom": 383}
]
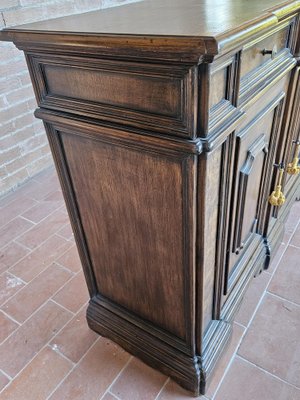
[
  {"left": 61, "top": 131, "right": 192, "bottom": 339},
  {"left": 221, "top": 93, "right": 285, "bottom": 298},
  {"left": 28, "top": 55, "right": 196, "bottom": 138},
  {"left": 44, "top": 64, "right": 181, "bottom": 117}
]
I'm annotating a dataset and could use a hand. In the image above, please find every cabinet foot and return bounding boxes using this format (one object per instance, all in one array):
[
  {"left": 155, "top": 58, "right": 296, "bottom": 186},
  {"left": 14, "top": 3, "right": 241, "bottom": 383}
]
[
  {"left": 86, "top": 296, "right": 232, "bottom": 396},
  {"left": 87, "top": 296, "right": 201, "bottom": 395}
]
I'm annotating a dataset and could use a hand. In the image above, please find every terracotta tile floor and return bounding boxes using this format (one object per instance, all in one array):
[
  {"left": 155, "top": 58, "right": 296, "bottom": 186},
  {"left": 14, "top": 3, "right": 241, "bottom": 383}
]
[{"left": 0, "top": 166, "right": 300, "bottom": 400}]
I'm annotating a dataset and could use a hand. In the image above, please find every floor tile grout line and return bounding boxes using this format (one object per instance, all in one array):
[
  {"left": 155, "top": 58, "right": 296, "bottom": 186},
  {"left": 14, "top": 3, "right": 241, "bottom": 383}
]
[
  {"left": 269, "top": 212, "right": 300, "bottom": 278},
  {"left": 50, "top": 240, "right": 79, "bottom": 267},
  {"left": 241, "top": 273, "right": 273, "bottom": 331},
  {"left": 263, "top": 270, "right": 272, "bottom": 276},
  {"left": 50, "top": 299, "right": 77, "bottom": 315},
  {"left": 266, "top": 290, "right": 300, "bottom": 308},
  {"left": 48, "top": 268, "right": 84, "bottom": 306},
  {"left": 236, "top": 355, "right": 300, "bottom": 390},
  {"left": 0, "top": 262, "right": 76, "bottom": 322},
  {"left": 210, "top": 216, "right": 300, "bottom": 397},
  {"left": 0, "top": 260, "right": 73, "bottom": 314},
  {"left": 233, "top": 320, "right": 246, "bottom": 329},
  {"left": 1, "top": 267, "right": 86, "bottom": 343},
  {"left": 6, "top": 233, "right": 73, "bottom": 283},
  {"left": 17, "top": 215, "right": 39, "bottom": 226},
  {"left": 211, "top": 323, "right": 247, "bottom": 400},
  {"left": 0, "top": 278, "right": 27, "bottom": 310},
  {"left": 0, "top": 213, "right": 63, "bottom": 254},
  {"left": 0, "top": 321, "right": 76, "bottom": 395},
  {"left": 210, "top": 223, "right": 296, "bottom": 400},
  {"left": 268, "top": 244, "right": 288, "bottom": 279},
  {"left": 0, "top": 369, "right": 12, "bottom": 381},
  {"left": 238, "top": 216, "right": 300, "bottom": 331},
  {"left": 49, "top": 270, "right": 82, "bottom": 311},
  {"left": 55, "top": 232, "right": 74, "bottom": 242},
  {"left": 46, "top": 343, "right": 76, "bottom": 367},
  {"left": 54, "top": 260, "right": 80, "bottom": 274},
  {"left": 289, "top": 243, "right": 300, "bottom": 250},
  {"left": 0, "top": 216, "right": 36, "bottom": 251},
  {"left": 31, "top": 166, "right": 55, "bottom": 184},
  {"left": 20, "top": 201, "right": 64, "bottom": 225},
  {"left": 14, "top": 207, "right": 70, "bottom": 249},
  {"left": 154, "top": 376, "right": 170, "bottom": 400},
  {"left": 0, "top": 204, "right": 68, "bottom": 252},
  {"left": 51, "top": 260, "right": 77, "bottom": 276},
  {"left": 44, "top": 301, "right": 90, "bottom": 366},
  {"left": 283, "top": 218, "right": 300, "bottom": 252},
  {"left": 0, "top": 308, "right": 21, "bottom": 329},
  {"left": 0, "top": 176, "right": 56, "bottom": 210},
  {"left": 261, "top": 217, "right": 300, "bottom": 305},
  {"left": 107, "top": 391, "right": 122, "bottom": 400},
  {"left": 9, "top": 240, "right": 73, "bottom": 278},
  {"left": 0, "top": 301, "right": 83, "bottom": 396},
  {"left": 0, "top": 197, "right": 39, "bottom": 228},
  {"left": 12, "top": 239, "right": 33, "bottom": 251},
  {"left": 0, "top": 296, "right": 75, "bottom": 354},
  {"left": 98, "top": 356, "right": 134, "bottom": 400},
  {"left": 45, "top": 337, "right": 103, "bottom": 400},
  {"left": 5, "top": 270, "right": 27, "bottom": 285}
]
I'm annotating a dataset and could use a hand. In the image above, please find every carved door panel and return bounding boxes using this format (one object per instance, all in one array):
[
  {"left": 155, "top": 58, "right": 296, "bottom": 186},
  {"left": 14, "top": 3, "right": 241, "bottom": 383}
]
[
  {"left": 222, "top": 94, "right": 285, "bottom": 297},
  {"left": 264, "top": 67, "right": 300, "bottom": 240}
]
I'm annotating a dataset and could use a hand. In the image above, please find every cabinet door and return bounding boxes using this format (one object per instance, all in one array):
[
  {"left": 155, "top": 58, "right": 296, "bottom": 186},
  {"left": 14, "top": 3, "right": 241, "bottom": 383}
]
[
  {"left": 280, "top": 66, "right": 300, "bottom": 194},
  {"left": 222, "top": 94, "right": 285, "bottom": 297},
  {"left": 265, "top": 66, "right": 300, "bottom": 241}
]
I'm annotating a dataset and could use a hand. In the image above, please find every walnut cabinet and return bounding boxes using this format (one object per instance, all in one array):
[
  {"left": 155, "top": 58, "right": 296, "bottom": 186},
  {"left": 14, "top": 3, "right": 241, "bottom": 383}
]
[{"left": 1, "top": 0, "right": 300, "bottom": 395}]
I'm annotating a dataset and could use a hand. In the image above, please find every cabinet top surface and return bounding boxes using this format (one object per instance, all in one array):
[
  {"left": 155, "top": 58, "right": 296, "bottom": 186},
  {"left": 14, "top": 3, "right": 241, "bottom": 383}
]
[
  {"left": 2, "top": 0, "right": 299, "bottom": 36},
  {"left": 1, "top": 0, "right": 299, "bottom": 61}
]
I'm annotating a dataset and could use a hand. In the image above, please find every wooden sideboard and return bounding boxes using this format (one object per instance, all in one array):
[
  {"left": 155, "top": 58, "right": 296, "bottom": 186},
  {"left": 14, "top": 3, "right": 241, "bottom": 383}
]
[{"left": 1, "top": 0, "right": 300, "bottom": 395}]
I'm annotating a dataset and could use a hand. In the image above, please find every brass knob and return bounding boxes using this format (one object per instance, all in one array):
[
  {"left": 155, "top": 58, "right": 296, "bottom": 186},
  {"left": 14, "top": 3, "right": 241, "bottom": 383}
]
[
  {"left": 269, "top": 163, "right": 286, "bottom": 207},
  {"left": 262, "top": 45, "right": 277, "bottom": 60},
  {"left": 287, "top": 140, "right": 300, "bottom": 175}
]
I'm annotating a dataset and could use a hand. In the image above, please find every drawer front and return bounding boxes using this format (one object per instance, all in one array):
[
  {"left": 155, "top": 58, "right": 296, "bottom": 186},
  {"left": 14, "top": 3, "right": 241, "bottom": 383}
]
[
  {"left": 238, "top": 21, "right": 296, "bottom": 106},
  {"left": 240, "top": 23, "right": 292, "bottom": 79},
  {"left": 28, "top": 54, "right": 197, "bottom": 138}
]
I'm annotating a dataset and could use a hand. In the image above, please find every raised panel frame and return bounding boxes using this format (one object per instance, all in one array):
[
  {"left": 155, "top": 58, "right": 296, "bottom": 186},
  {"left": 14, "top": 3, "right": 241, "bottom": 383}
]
[
  {"left": 232, "top": 133, "right": 268, "bottom": 254},
  {"left": 40, "top": 110, "right": 198, "bottom": 355},
  {"left": 27, "top": 53, "right": 198, "bottom": 139},
  {"left": 213, "top": 93, "right": 286, "bottom": 318}
]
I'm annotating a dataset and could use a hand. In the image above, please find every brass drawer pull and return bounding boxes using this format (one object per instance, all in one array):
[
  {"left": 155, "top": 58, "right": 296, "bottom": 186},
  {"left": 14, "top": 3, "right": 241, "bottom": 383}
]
[
  {"left": 269, "top": 163, "right": 285, "bottom": 206},
  {"left": 262, "top": 45, "right": 277, "bottom": 59},
  {"left": 287, "top": 140, "right": 300, "bottom": 175}
]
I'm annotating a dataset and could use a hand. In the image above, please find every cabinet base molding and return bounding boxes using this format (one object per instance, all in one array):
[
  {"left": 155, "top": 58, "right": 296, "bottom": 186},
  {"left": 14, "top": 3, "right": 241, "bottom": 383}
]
[
  {"left": 87, "top": 297, "right": 202, "bottom": 395},
  {"left": 87, "top": 296, "right": 232, "bottom": 396}
]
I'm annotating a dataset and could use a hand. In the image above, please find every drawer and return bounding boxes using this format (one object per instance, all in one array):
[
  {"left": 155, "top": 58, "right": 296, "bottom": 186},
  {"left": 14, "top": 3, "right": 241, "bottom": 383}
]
[
  {"left": 238, "top": 23, "right": 296, "bottom": 106},
  {"left": 28, "top": 54, "right": 196, "bottom": 139},
  {"left": 240, "top": 23, "right": 292, "bottom": 79}
]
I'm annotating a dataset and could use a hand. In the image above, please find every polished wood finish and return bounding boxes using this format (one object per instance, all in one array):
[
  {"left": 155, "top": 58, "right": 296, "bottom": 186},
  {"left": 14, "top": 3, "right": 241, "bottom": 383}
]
[
  {"left": 1, "top": 0, "right": 300, "bottom": 395},
  {"left": 27, "top": 54, "right": 197, "bottom": 137}
]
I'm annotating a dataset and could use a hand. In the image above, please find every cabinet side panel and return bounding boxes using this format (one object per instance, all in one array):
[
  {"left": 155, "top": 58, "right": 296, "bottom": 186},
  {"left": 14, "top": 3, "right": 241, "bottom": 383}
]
[{"left": 61, "top": 132, "right": 191, "bottom": 339}]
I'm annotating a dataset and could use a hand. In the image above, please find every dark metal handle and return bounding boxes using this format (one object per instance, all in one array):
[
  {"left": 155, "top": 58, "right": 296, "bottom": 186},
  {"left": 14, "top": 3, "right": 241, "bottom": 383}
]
[{"left": 262, "top": 45, "right": 277, "bottom": 60}]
